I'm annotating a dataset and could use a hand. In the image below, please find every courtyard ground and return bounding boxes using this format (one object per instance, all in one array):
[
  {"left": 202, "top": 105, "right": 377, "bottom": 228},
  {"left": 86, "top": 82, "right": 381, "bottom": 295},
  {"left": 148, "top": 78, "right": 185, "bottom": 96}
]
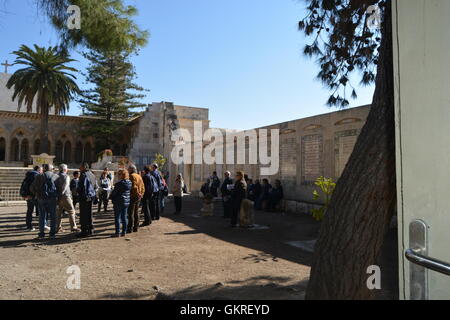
[{"left": 0, "top": 197, "right": 397, "bottom": 300}]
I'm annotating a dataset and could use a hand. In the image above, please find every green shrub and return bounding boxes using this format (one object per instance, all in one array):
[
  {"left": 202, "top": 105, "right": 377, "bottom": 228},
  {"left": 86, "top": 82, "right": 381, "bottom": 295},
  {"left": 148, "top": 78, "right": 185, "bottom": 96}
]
[{"left": 311, "top": 176, "right": 336, "bottom": 221}]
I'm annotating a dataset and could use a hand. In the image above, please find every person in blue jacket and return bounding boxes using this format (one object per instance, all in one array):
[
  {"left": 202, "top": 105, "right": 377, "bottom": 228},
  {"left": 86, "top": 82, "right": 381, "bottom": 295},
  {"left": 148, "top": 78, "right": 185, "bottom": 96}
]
[{"left": 109, "top": 169, "right": 132, "bottom": 237}]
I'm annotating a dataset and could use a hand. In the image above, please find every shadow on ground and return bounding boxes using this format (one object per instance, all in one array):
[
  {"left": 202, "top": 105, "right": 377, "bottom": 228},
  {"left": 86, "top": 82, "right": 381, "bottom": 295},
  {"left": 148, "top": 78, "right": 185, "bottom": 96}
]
[
  {"left": 155, "top": 276, "right": 309, "bottom": 300},
  {"left": 163, "top": 197, "right": 320, "bottom": 269}
]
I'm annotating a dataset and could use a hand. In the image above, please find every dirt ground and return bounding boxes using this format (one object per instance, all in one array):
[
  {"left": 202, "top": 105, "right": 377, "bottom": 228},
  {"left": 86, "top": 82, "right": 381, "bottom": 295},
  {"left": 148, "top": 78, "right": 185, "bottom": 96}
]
[
  {"left": 0, "top": 197, "right": 398, "bottom": 300},
  {"left": 0, "top": 197, "right": 321, "bottom": 300}
]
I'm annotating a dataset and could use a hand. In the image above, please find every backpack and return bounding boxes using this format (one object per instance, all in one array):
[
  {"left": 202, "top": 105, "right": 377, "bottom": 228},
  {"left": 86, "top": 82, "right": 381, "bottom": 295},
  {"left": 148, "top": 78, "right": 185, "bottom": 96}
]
[
  {"left": 80, "top": 173, "right": 96, "bottom": 201},
  {"left": 20, "top": 179, "right": 30, "bottom": 197},
  {"left": 145, "top": 173, "right": 159, "bottom": 196},
  {"left": 42, "top": 174, "right": 57, "bottom": 200},
  {"left": 20, "top": 171, "right": 37, "bottom": 197},
  {"left": 152, "top": 171, "right": 164, "bottom": 191}
]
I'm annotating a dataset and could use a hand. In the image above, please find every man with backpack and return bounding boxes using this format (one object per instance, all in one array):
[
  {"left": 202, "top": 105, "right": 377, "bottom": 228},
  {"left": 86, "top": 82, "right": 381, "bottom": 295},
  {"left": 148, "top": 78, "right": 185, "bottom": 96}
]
[
  {"left": 30, "top": 164, "right": 59, "bottom": 239},
  {"left": 20, "top": 166, "right": 42, "bottom": 231},
  {"left": 142, "top": 165, "right": 159, "bottom": 226},
  {"left": 76, "top": 163, "right": 99, "bottom": 238}
]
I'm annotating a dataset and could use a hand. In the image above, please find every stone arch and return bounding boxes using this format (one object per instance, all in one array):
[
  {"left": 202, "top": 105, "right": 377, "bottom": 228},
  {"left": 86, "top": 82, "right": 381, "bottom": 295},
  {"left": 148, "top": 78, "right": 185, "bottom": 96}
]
[
  {"left": 334, "top": 118, "right": 362, "bottom": 126},
  {"left": 303, "top": 124, "right": 323, "bottom": 131},
  {"left": 11, "top": 128, "right": 27, "bottom": 138},
  {"left": 10, "top": 138, "right": 19, "bottom": 161},
  {"left": 64, "top": 140, "right": 72, "bottom": 163},
  {"left": 33, "top": 136, "right": 53, "bottom": 155},
  {"left": 75, "top": 141, "right": 83, "bottom": 164},
  {"left": 20, "top": 139, "right": 29, "bottom": 162},
  {"left": 55, "top": 140, "right": 63, "bottom": 163},
  {"left": 83, "top": 142, "right": 94, "bottom": 163}
]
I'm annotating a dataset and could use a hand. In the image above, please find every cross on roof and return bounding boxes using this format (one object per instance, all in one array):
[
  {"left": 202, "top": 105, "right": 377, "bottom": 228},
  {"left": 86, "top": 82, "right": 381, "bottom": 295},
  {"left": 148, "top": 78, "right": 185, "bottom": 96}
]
[{"left": 1, "top": 60, "right": 13, "bottom": 73}]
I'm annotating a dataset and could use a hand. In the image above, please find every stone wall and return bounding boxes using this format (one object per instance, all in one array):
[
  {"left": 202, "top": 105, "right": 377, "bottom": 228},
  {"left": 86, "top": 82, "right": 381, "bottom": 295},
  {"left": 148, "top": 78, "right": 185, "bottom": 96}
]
[{"left": 188, "top": 105, "right": 371, "bottom": 207}]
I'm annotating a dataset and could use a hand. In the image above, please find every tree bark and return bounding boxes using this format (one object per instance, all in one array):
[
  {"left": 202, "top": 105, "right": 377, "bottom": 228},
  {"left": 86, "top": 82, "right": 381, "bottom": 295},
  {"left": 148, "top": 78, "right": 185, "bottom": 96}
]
[
  {"left": 306, "top": 3, "right": 396, "bottom": 300},
  {"left": 39, "top": 103, "right": 50, "bottom": 154}
]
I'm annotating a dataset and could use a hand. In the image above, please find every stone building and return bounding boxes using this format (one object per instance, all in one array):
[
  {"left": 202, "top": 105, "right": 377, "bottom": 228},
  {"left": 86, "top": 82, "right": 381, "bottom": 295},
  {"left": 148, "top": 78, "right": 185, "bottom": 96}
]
[{"left": 0, "top": 71, "right": 371, "bottom": 210}]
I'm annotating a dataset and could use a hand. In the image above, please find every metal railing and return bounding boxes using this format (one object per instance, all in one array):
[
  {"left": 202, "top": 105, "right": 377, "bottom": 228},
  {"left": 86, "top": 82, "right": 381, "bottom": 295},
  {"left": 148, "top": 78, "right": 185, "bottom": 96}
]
[{"left": 0, "top": 187, "right": 23, "bottom": 202}]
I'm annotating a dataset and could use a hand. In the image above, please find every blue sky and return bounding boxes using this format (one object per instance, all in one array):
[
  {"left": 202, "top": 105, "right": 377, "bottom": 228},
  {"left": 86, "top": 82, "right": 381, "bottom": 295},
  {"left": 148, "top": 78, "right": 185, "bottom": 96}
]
[{"left": 0, "top": 0, "right": 374, "bottom": 130}]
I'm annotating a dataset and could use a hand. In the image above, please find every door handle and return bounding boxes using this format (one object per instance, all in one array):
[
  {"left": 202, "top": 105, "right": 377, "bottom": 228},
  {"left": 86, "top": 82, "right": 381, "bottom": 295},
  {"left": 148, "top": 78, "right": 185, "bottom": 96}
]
[{"left": 405, "top": 248, "right": 450, "bottom": 276}]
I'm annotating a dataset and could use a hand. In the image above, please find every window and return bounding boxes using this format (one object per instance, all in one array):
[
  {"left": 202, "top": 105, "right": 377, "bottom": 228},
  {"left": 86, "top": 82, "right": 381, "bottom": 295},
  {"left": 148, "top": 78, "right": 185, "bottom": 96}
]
[
  {"left": 10, "top": 138, "right": 19, "bottom": 161},
  {"left": 83, "top": 142, "right": 93, "bottom": 163},
  {"left": 55, "top": 141, "right": 63, "bottom": 163},
  {"left": 75, "top": 142, "right": 83, "bottom": 164},
  {"left": 0, "top": 138, "right": 5, "bottom": 161},
  {"left": 20, "top": 139, "right": 29, "bottom": 162},
  {"left": 34, "top": 139, "right": 40, "bottom": 155},
  {"left": 64, "top": 141, "right": 72, "bottom": 163}
]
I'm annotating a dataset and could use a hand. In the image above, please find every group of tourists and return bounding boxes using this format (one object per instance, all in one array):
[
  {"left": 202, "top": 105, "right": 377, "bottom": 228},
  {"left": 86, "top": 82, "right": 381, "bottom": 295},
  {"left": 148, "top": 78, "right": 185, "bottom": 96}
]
[
  {"left": 201, "top": 171, "right": 284, "bottom": 228},
  {"left": 20, "top": 162, "right": 284, "bottom": 237},
  {"left": 20, "top": 162, "right": 179, "bottom": 239}
]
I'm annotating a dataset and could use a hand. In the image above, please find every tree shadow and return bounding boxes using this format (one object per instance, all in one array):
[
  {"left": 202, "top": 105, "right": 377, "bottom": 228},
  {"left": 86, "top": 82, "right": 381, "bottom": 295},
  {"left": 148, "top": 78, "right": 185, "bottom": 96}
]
[
  {"left": 98, "top": 289, "right": 153, "bottom": 300},
  {"left": 243, "top": 252, "right": 279, "bottom": 263},
  {"left": 163, "top": 197, "right": 319, "bottom": 268},
  {"left": 157, "top": 275, "right": 308, "bottom": 300}
]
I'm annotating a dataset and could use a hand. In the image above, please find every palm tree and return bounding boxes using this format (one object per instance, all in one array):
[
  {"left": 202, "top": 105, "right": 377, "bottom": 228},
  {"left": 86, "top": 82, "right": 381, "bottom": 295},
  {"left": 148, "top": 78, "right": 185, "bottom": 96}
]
[{"left": 6, "top": 44, "right": 80, "bottom": 154}]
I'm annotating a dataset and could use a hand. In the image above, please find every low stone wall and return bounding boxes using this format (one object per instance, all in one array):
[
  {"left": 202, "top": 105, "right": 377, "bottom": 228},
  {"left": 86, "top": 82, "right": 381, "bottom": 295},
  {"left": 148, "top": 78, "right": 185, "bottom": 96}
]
[
  {"left": 282, "top": 199, "right": 322, "bottom": 216},
  {"left": 0, "top": 167, "right": 106, "bottom": 204}
]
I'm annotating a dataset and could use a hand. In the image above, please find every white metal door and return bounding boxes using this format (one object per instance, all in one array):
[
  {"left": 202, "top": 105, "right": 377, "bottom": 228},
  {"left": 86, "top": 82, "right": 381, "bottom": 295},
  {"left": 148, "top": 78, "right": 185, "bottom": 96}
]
[{"left": 393, "top": 0, "right": 450, "bottom": 300}]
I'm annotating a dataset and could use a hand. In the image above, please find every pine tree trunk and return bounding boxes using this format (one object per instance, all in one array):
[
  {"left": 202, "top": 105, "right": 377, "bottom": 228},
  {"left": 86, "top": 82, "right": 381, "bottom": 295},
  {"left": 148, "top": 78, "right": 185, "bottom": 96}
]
[
  {"left": 305, "top": 4, "right": 396, "bottom": 300},
  {"left": 39, "top": 104, "right": 50, "bottom": 154}
]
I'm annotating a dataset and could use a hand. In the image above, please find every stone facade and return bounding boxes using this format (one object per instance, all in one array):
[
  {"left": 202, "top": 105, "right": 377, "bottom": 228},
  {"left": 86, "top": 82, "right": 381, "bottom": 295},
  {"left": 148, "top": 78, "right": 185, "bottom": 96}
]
[
  {"left": 171, "top": 105, "right": 371, "bottom": 209},
  {"left": 0, "top": 111, "right": 97, "bottom": 167},
  {"left": 1, "top": 71, "right": 371, "bottom": 211}
]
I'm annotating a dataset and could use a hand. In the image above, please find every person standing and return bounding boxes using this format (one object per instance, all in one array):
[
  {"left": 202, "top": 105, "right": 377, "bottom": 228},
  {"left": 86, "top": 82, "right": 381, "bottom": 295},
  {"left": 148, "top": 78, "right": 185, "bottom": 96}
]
[
  {"left": 159, "top": 173, "right": 169, "bottom": 215},
  {"left": 127, "top": 165, "right": 145, "bottom": 233},
  {"left": 142, "top": 165, "right": 159, "bottom": 226},
  {"left": 55, "top": 164, "right": 80, "bottom": 233},
  {"left": 250, "top": 180, "right": 262, "bottom": 204},
  {"left": 172, "top": 173, "right": 184, "bottom": 215},
  {"left": 97, "top": 168, "right": 112, "bottom": 213},
  {"left": 109, "top": 169, "right": 132, "bottom": 237},
  {"left": 76, "top": 163, "right": 98, "bottom": 238},
  {"left": 20, "top": 166, "right": 42, "bottom": 231},
  {"left": 230, "top": 171, "right": 247, "bottom": 228},
  {"left": 257, "top": 179, "right": 272, "bottom": 211},
  {"left": 30, "top": 164, "right": 58, "bottom": 239},
  {"left": 70, "top": 171, "right": 80, "bottom": 209},
  {"left": 150, "top": 163, "right": 164, "bottom": 221},
  {"left": 210, "top": 172, "right": 221, "bottom": 198},
  {"left": 220, "top": 171, "right": 233, "bottom": 218},
  {"left": 268, "top": 179, "right": 284, "bottom": 212}
]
